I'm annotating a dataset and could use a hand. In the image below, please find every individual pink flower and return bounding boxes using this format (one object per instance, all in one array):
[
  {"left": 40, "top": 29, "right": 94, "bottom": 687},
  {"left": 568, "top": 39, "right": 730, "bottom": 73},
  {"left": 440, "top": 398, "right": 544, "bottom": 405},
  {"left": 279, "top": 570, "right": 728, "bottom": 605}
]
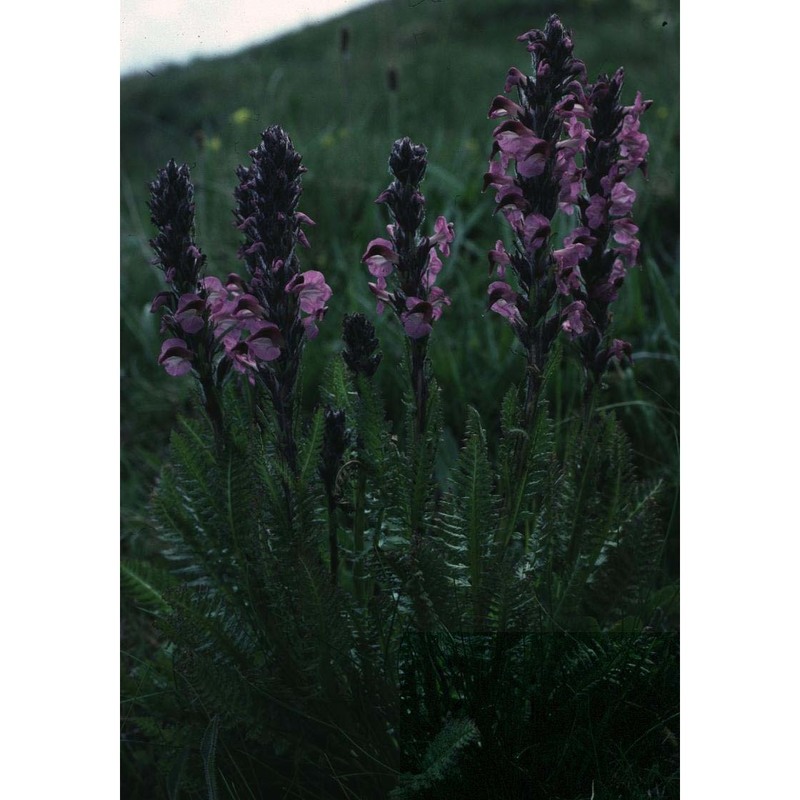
[
  {"left": 611, "top": 218, "right": 638, "bottom": 246},
  {"left": 503, "top": 67, "right": 527, "bottom": 93},
  {"left": 400, "top": 289, "right": 451, "bottom": 339},
  {"left": 173, "top": 293, "right": 206, "bottom": 334},
  {"left": 401, "top": 298, "right": 435, "bottom": 339},
  {"left": 244, "top": 321, "right": 283, "bottom": 361},
  {"left": 429, "top": 216, "right": 454, "bottom": 257},
  {"left": 285, "top": 270, "right": 332, "bottom": 314},
  {"left": 422, "top": 248, "right": 443, "bottom": 290},
  {"left": 294, "top": 211, "right": 316, "bottom": 248},
  {"left": 488, "top": 240, "right": 511, "bottom": 278},
  {"left": 561, "top": 301, "right": 593, "bottom": 339},
  {"left": 285, "top": 270, "right": 332, "bottom": 338},
  {"left": 609, "top": 181, "right": 636, "bottom": 217},
  {"left": 586, "top": 195, "right": 607, "bottom": 230},
  {"left": 158, "top": 338, "right": 194, "bottom": 376},
  {"left": 492, "top": 120, "right": 550, "bottom": 178},
  {"left": 361, "top": 238, "right": 399, "bottom": 278},
  {"left": 488, "top": 281, "right": 524, "bottom": 327},
  {"left": 488, "top": 95, "right": 524, "bottom": 119},
  {"left": 591, "top": 258, "right": 627, "bottom": 304},
  {"left": 368, "top": 281, "right": 392, "bottom": 315},
  {"left": 150, "top": 291, "right": 172, "bottom": 313},
  {"left": 553, "top": 241, "right": 586, "bottom": 296},
  {"left": 483, "top": 158, "right": 514, "bottom": 193},
  {"left": 606, "top": 338, "right": 633, "bottom": 366},
  {"left": 522, "top": 213, "right": 551, "bottom": 252}
]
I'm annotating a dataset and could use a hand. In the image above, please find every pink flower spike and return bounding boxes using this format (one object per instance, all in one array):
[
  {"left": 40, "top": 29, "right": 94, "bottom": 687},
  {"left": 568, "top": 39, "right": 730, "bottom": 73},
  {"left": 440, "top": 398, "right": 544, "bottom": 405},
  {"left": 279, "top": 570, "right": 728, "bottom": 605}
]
[{"left": 158, "top": 338, "right": 194, "bottom": 376}]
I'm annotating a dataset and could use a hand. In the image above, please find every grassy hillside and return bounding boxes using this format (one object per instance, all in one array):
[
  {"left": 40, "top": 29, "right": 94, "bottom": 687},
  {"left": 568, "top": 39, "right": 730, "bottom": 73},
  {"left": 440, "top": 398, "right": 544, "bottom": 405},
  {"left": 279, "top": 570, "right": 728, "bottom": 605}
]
[{"left": 121, "top": 0, "right": 679, "bottom": 556}]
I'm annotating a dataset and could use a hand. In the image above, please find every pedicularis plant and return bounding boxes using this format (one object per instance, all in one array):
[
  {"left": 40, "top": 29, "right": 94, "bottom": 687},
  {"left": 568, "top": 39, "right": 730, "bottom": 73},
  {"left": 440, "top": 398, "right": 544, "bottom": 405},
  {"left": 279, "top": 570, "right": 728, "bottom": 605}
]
[{"left": 123, "top": 15, "right": 678, "bottom": 800}]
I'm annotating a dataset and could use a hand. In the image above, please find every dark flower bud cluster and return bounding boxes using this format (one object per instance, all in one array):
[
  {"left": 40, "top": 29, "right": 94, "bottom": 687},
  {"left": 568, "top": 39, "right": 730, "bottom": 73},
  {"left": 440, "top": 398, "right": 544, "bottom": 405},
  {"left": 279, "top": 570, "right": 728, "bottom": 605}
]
[
  {"left": 484, "top": 14, "right": 650, "bottom": 397},
  {"left": 319, "top": 406, "right": 350, "bottom": 504},
  {"left": 147, "top": 161, "right": 219, "bottom": 381},
  {"left": 341, "top": 313, "right": 382, "bottom": 378},
  {"left": 148, "top": 159, "right": 207, "bottom": 295},
  {"left": 233, "top": 125, "right": 330, "bottom": 345},
  {"left": 363, "top": 138, "right": 453, "bottom": 340}
]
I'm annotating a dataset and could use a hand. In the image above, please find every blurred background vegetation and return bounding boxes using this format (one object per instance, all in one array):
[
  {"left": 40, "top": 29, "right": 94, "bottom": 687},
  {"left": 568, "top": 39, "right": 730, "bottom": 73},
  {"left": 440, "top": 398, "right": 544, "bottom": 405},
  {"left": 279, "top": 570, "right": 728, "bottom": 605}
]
[{"left": 121, "top": 0, "right": 678, "bottom": 580}]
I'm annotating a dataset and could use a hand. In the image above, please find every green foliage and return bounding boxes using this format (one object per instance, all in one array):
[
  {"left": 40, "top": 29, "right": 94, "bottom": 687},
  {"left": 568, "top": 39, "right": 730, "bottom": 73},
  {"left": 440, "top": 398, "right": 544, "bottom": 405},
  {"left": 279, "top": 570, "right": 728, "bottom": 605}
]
[
  {"left": 122, "top": 339, "right": 678, "bottom": 798},
  {"left": 390, "top": 717, "right": 480, "bottom": 800}
]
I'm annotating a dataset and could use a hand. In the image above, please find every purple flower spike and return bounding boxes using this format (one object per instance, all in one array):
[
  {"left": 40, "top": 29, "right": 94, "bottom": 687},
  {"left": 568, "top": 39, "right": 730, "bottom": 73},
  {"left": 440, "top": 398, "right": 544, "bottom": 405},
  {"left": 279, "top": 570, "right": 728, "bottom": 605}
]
[
  {"left": 483, "top": 13, "right": 601, "bottom": 406},
  {"left": 362, "top": 138, "right": 453, "bottom": 340}
]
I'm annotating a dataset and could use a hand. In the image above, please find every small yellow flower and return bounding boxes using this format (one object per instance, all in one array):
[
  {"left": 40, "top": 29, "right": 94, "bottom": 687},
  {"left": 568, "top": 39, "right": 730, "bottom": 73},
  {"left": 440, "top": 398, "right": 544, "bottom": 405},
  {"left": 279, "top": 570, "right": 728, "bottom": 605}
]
[
  {"left": 207, "top": 136, "right": 222, "bottom": 153},
  {"left": 231, "top": 107, "right": 253, "bottom": 126}
]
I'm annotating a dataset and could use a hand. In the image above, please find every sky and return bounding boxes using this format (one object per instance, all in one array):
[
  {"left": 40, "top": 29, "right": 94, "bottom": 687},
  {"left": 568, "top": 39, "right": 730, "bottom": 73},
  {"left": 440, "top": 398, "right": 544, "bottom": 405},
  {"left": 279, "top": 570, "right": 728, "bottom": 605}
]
[{"left": 120, "top": 0, "right": 379, "bottom": 75}]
